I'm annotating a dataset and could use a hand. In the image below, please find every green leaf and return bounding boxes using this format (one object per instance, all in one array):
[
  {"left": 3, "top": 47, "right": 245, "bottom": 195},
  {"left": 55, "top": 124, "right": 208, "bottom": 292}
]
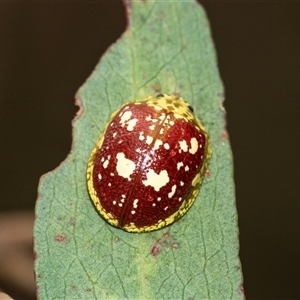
[{"left": 34, "top": 0, "right": 243, "bottom": 299}]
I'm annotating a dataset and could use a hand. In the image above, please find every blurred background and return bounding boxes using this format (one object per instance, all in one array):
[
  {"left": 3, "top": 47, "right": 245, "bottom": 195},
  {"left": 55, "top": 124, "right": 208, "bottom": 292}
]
[{"left": 0, "top": 1, "right": 299, "bottom": 299}]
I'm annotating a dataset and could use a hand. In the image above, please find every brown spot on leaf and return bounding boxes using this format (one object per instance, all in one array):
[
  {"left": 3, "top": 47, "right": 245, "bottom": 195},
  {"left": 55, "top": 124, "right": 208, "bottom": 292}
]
[
  {"left": 54, "top": 234, "right": 66, "bottom": 242},
  {"left": 205, "top": 169, "right": 211, "bottom": 177},
  {"left": 172, "top": 92, "right": 181, "bottom": 99},
  {"left": 150, "top": 232, "right": 177, "bottom": 256},
  {"left": 221, "top": 129, "right": 229, "bottom": 140},
  {"left": 239, "top": 282, "right": 246, "bottom": 299},
  {"left": 152, "top": 84, "right": 161, "bottom": 93},
  {"left": 172, "top": 243, "right": 179, "bottom": 249},
  {"left": 151, "top": 245, "right": 160, "bottom": 256}
]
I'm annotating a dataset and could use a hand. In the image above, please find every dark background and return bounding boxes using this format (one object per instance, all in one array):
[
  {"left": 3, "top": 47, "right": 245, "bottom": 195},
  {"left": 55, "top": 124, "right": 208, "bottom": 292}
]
[{"left": 1, "top": 1, "right": 299, "bottom": 299}]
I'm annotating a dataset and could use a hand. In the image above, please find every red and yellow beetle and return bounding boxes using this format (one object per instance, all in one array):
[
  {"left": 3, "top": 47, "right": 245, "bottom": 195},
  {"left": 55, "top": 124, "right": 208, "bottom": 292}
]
[{"left": 87, "top": 94, "right": 211, "bottom": 232}]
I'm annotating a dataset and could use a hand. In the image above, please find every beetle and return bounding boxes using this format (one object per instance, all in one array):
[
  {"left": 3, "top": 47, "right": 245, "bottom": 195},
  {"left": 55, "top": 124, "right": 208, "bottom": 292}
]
[{"left": 86, "top": 94, "right": 211, "bottom": 232}]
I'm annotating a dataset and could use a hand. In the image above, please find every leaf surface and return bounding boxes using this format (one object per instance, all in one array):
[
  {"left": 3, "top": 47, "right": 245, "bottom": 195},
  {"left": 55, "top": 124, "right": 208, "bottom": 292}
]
[{"left": 34, "top": 1, "right": 243, "bottom": 299}]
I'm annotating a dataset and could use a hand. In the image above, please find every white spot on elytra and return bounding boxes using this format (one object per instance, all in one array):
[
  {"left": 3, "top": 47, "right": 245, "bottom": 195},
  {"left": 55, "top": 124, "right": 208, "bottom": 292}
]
[
  {"left": 142, "top": 169, "right": 169, "bottom": 192},
  {"left": 177, "top": 162, "right": 184, "bottom": 170},
  {"left": 139, "top": 132, "right": 145, "bottom": 141},
  {"left": 98, "top": 174, "right": 102, "bottom": 180},
  {"left": 103, "top": 160, "right": 109, "bottom": 169},
  {"left": 169, "top": 120, "right": 175, "bottom": 126},
  {"left": 116, "top": 152, "right": 135, "bottom": 180},
  {"left": 164, "top": 206, "right": 168, "bottom": 210},
  {"left": 101, "top": 157, "right": 104, "bottom": 162},
  {"left": 180, "top": 181, "right": 184, "bottom": 186},
  {"left": 108, "top": 183, "right": 112, "bottom": 186},
  {"left": 110, "top": 173, "right": 114, "bottom": 176},
  {"left": 153, "top": 105, "right": 163, "bottom": 111},
  {"left": 179, "top": 197, "right": 182, "bottom": 202},
  {"left": 158, "top": 113, "right": 166, "bottom": 120},
  {"left": 179, "top": 140, "right": 188, "bottom": 152},
  {"left": 113, "top": 200, "right": 116, "bottom": 205},
  {"left": 122, "top": 194, "right": 126, "bottom": 198},
  {"left": 133, "top": 199, "right": 139, "bottom": 208},
  {"left": 168, "top": 185, "right": 177, "bottom": 198},
  {"left": 121, "top": 198, "right": 125, "bottom": 203},
  {"left": 113, "top": 132, "right": 117, "bottom": 138},
  {"left": 136, "top": 148, "right": 141, "bottom": 153},
  {"left": 157, "top": 197, "right": 161, "bottom": 201},
  {"left": 120, "top": 110, "right": 132, "bottom": 124},
  {"left": 119, "top": 110, "right": 138, "bottom": 131},
  {"left": 152, "top": 203, "right": 156, "bottom": 207},
  {"left": 118, "top": 203, "right": 123, "bottom": 207},
  {"left": 189, "top": 137, "right": 198, "bottom": 154},
  {"left": 131, "top": 210, "right": 136, "bottom": 215},
  {"left": 153, "top": 139, "right": 163, "bottom": 150},
  {"left": 146, "top": 136, "right": 153, "bottom": 145},
  {"left": 185, "top": 165, "right": 189, "bottom": 171},
  {"left": 164, "top": 143, "right": 170, "bottom": 150},
  {"left": 127, "top": 118, "right": 138, "bottom": 131}
]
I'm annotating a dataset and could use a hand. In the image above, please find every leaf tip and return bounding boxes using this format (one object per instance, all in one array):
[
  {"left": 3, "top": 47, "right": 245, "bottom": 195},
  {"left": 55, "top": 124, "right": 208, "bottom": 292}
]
[{"left": 122, "top": 0, "right": 132, "bottom": 28}]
